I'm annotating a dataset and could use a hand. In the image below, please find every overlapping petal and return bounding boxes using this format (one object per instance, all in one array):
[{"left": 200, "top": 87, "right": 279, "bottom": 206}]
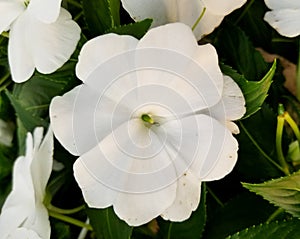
[
  {"left": 120, "top": 0, "right": 246, "bottom": 39},
  {"left": 0, "top": 127, "right": 53, "bottom": 238},
  {"left": 28, "top": 0, "right": 62, "bottom": 23},
  {"left": 0, "top": 0, "right": 24, "bottom": 33}
]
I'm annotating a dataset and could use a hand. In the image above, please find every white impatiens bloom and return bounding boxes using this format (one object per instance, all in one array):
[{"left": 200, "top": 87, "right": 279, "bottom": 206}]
[
  {"left": 50, "top": 23, "right": 245, "bottom": 226},
  {"left": 120, "top": 0, "right": 246, "bottom": 40},
  {"left": 0, "top": 127, "right": 53, "bottom": 238},
  {"left": 0, "top": 0, "right": 81, "bottom": 83},
  {"left": 264, "top": 1, "right": 300, "bottom": 37}
]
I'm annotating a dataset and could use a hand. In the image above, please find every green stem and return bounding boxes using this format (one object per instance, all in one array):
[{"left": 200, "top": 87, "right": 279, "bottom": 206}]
[
  {"left": 74, "top": 11, "right": 83, "bottom": 21},
  {"left": 276, "top": 115, "right": 290, "bottom": 175},
  {"left": 266, "top": 208, "right": 285, "bottom": 223},
  {"left": 48, "top": 204, "right": 85, "bottom": 215},
  {"left": 235, "top": 0, "right": 255, "bottom": 24},
  {"left": 239, "top": 122, "right": 286, "bottom": 174},
  {"left": 206, "top": 185, "right": 224, "bottom": 207},
  {"left": 48, "top": 210, "right": 93, "bottom": 231},
  {"left": 0, "top": 72, "right": 10, "bottom": 85},
  {"left": 167, "top": 223, "right": 173, "bottom": 239},
  {"left": 284, "top": 112, "right": 300, "bottom": 143},
  {"left": 67, "top": 0, "right": 82, "bottom": 8},
  {"left": 192, "top": 7, "right": 206, "bottom": 31},
  {"left": 0, "top": 81, "right": 11, "bottom": 92}
]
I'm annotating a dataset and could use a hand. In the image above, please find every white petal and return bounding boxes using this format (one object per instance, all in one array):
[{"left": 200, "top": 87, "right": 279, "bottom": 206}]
[
  {"left": 136, "top": 23, "right": 223, "bottom": 110},
  {"left": 0, "top": 205, "right": 32, "bottom": 238},
  {"left": 161, "top": 172, "right": 201, "bottom": 221},
  {"left": 76, "top": 34, "right": 138, "bottom": 82},
  {"left": 74, "top": 119, "right": 178, "bottom": 226},
  {"left": 200, "top": 124, "right": 239, "bottom": 181},
  {"left": 23, "top": 203, "right": 51, "bottom": 239},
  {"left": 264, "top": 0, "right": 300, "bottom": 10},
  {"left": 8, "top": 12, "right": 35, "bottom": 83},
  {"left": 190, "top": 8, "right": 224, "bottom": 39},
  {"left": 50, "top": 84, "right": 131, "bottom": 156},
  {"left": 202, "top": 0, "right": 246, "bottom": 15},
  {"left": 200, "top": 75, "right": 245, "bottom": 132},
  {"left": 264, "top": 9, "right": 300, "bottom": 37},
  {"left": 30, "top": 127, "right": 53, "bottom": 201},
  {"left": 6, "top": 227, "right": 41, "bottom": 239},
  {"left": 28, "top": 0, "right": 62, "bottom": 23},
  {"left": 30, "top": 8, "right": 81, "bottom": 74},
  {"left": 114, "top": 185, "right": 176, "bottom": 226},
  {"left": 0, "top": 0, "right": 24, "bottom": 33}
]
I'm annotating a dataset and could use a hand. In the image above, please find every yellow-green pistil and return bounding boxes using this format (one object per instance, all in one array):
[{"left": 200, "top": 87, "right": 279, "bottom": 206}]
[{"left": 141, "top": 114, "right": 155, "bottom": 124}]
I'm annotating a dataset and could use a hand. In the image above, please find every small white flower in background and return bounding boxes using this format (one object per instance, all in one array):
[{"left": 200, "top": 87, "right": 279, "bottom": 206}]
[
  {"left": 120, "top": 0, "right": 246, "bottom": 40},
  {"left": 0, "top": 119, "right": 14, "bottom": 147},
  {"left": 50, "top": 23, "right": 245, "bottom": 226},
  {"left": 264, "top": 1, "right": 300, "bottom": 37},
  {"left": 0, "top": 0, "right": 81, "bottom": 83},
  {"left": 0, "top": 127, "right": 53, "bottom": 238}
]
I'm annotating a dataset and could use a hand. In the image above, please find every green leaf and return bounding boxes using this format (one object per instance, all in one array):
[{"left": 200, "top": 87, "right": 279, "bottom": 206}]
[
  {"left": 215, "top": 22, "right": 269, "bottom": 81},
  {"left": 83, "top": 0, "right": 120, "bottom": 36},
  {"left": 7, "top": 61, "right": 78, "bottom": 134},
  {"left": 243, "top": 170, "right": 300, "bottom": 218},
  {"left": 221, "top": 60, "right": 275, "bottom": 119},
  {"left": 204, "top": 192, "right": 278, "bottom": 239},
  {"left": 6, "top": 91, "right": 48, "bottom": 132},
  {"left": 87, "top": 207, "right": 133, "bottom": 239},
  {"left": 158, "top": 184, "right": 206, "bottom": 239},
  {"left": 106, "top": 19, "right": 153, "bottom": 39},
  {"left": 225, "top": 218, "right": 300, "bottom": 239}
]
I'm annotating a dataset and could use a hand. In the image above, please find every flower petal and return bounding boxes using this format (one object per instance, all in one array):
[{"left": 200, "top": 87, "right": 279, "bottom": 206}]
[
  {"left": 30, "top": 8, "right": 81, "bottom": 75},
  {"left": 161, "top": 172, "right": 201, "bottom": 221},
  {"left": 74, "top": 119, "right": 177, "bottom": 226},
  {"left": 264, "top": 0, "right": 300, "bottom": 10},
  {"left": 121, "top": 0, "right": 175, "bottom": 27},
  {"left": 28, "top": 0, "right": 62, "bottom": 23},
  {"left": 200, "top": 124, "right": 239, "bottom": 181},
  {"left": 30, "top": 127, "right": 53, "bottom": 201},
  {"left": 0, "top": 0, "right": 24, "bottom": 33},
  {"left": 6, "top": 227, "right": 41, "bottom": 239},
  {"left": 0, "top": 119, "right": 14, "bottom": 147},
  {"left": 264, "top": 9, "right": 300, "bottom": 37},
  {"left": 202, "top": 0, "right": 246, "bottom": 15},
  {"left": 23, "top": 203, "right": 51, "bottom": 239},
  {"left": 76, "top": 34, "right": 138, "bottom": 82},
  {"left": 8, "top": 12, "right": 35, "bottom": 83},
  {"left": 50, "top": 84, "right": 131, "bottom": 156},
  {"left": 199, "top": 75, "right": 245, "bottom": 133},
  {"left": 136, "top": 23, "right": 223, "bottom": 110}
]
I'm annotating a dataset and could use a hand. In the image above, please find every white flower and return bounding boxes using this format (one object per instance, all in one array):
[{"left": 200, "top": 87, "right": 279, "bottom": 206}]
[
  {"left": 0, "top": 0, "right": 81, "bottom": 83},
  {"left": 120, "top": 0, "right": 246, "bottom": 40},
  {"left": 0, "top": 119, "right": 14, "bottom": 147},
  {"left": 264, "top": 0, "right": 300, "bottom": 37},
  {"left": 0, "top": 127, "right": 53, "bottom": 239},
  {"left": 50, "top": 23, "right": 245, "bottom": 226}
]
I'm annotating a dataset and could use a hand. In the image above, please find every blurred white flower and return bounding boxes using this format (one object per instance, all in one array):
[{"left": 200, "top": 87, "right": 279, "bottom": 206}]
[
  {"left": 0, "top": 119, "right": 14, "bottom": 147},
  {"left": 0, "top": 127, "right": 53, "bottom": 238},
  {"left": 120, "top": 0, "right": 246, "bottom": 40},
  {"left": 50, "top": 23, "right": 245, "bottom": 226},
  {"left": 0, "top": 0, "right": 81, "bottom": 83},
  {"left": 264, "top": 1, "right": 300, "bottom": 37}
]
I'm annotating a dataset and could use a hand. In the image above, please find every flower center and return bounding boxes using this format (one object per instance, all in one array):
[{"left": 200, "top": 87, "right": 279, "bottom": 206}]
[{"left": 141, "top": 114, "right": 155, "bottom": 124}]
